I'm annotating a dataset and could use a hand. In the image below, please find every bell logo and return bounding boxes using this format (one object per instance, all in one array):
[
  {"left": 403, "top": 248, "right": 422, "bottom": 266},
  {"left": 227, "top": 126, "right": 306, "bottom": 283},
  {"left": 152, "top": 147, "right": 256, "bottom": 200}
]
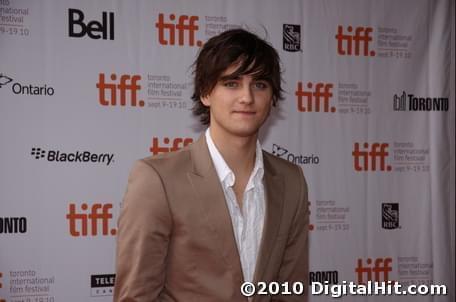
[
  {"left": 155, "top": 13, "right": 202, "bottom": 46},
  {"left": 97, "top": 74, "right": 144, "bottom": 107},
  {"left": 352, "top": 143, "right": 391, "bottom": 172},
  {"left": 66, "top": 203, "right": 117, "bottom": 237},
  {"left": 68, "top": 8, "right": 114, "bottom": 40},
  {"left": 356, "top": 258, "right": 393, "bottom": 284},
  {"left": 150, "top": 137, "right": 193, "bottom": 155},
  {"left": 335, "top": 26, "right": 375, "bottom": 56},
  {"left": 295, "top": 82, "right": 335, "bottom": 113}
]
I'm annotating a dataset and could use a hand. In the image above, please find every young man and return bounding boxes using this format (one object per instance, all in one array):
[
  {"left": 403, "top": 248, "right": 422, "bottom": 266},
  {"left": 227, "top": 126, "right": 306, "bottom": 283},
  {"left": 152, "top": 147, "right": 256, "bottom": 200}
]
[{"left": 114, "top": 28, "right": 309, "bottom": 302}]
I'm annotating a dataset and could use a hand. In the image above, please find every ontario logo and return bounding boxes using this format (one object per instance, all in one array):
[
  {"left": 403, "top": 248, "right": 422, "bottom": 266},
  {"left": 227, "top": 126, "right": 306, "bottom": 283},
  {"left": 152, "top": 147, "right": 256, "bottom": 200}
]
[
  {"left": 393, "top": 91, "right": 448, "bottom": 111},
  {"left": 0, "top": 73, "right": 13, "bottom": 88},
  {"left": 283, "top": 24, "right": 301, "bottom": 52},
  {"left": 31, "top": 147, "right": 114, "bottom": 166},
  {"left": 272, "top": 144, "right": 319, "bottom": 165},
  {"left": 0, "top": 73, "right": 55, "bottom": 95}
]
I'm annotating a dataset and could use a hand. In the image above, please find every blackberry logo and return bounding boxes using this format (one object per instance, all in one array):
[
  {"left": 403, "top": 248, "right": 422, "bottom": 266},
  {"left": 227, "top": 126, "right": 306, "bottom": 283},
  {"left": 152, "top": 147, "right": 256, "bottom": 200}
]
[
  {"left": 283, "top": 24, "right": 301, "bottom": 52},
  {"left": 382, "top": 203, "right": 399, "bottom": 229},
  {"left": 272, "top": 143, "right": 319, "bottom": 165},
  {"left": 31, "top": 147, "right": 46, "bottom": 159},
  {"left": 0, "top": 73, "right": 13, "bottom": 88},
  {"left": 30, "top": 147, "right": 114, "bottom": 166}
]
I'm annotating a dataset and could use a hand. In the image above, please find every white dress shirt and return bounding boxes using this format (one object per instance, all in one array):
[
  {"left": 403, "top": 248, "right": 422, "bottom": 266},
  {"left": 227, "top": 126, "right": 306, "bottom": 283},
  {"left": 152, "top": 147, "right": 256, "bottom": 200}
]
[{"left": 205, "top": 129, "right": 266, "bottom": 283}]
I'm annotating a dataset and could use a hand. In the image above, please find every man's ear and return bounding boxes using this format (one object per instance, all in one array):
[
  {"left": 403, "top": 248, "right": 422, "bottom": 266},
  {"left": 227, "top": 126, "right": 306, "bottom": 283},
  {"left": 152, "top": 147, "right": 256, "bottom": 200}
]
[{"left": 201, "top": 95, "right": 211, "bottom": 107}]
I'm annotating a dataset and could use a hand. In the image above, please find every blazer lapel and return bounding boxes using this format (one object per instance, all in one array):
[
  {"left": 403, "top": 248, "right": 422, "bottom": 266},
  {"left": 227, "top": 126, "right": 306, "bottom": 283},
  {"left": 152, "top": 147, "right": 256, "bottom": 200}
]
[
  {"left": 253, "top": 153, "right": 284, "bottom": 284},
  {"left": 187, "top": 135, "right": 244, "bottom": 278}
]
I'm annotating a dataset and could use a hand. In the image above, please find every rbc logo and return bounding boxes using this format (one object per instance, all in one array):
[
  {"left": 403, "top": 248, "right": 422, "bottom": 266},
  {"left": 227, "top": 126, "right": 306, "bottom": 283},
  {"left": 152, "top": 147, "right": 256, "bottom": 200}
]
[
  {"left": 283, "top": 24, "right": 301, "bottom": 52},
  {"left": 68, "top": 8, "right": 114, "bottom": 40},
  {"left": 295, "top": 82, "right": 335, "bottom": 113},
  {"left": 155, "top": 13, "right": 202, "bottom": 46},
  {"left": 97, "top": 74, "right": 144, "bottom": 107},
  {"left": 352, "top": 143, "right": 391, "bottom": 172},
  {"left": 335, "top": 26, "right": 375, "bottom": 56}
]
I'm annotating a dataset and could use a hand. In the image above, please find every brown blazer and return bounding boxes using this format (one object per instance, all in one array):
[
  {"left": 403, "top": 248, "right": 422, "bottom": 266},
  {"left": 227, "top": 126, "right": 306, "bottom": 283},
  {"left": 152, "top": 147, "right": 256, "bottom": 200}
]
[{"left": 114, "top": 135, "right": 309, "bottom": 302}]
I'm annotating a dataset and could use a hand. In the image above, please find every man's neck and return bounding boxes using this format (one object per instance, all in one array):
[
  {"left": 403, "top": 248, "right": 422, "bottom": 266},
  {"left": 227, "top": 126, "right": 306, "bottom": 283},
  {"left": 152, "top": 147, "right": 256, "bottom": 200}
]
[{"left": 209, "top": 127, "right": 257, "bottom": 177}]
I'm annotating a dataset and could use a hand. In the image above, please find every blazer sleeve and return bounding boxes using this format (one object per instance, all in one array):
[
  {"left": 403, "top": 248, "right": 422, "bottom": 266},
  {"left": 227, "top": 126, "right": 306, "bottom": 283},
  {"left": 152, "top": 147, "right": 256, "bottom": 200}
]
[
  {"left": 273, "top": 166, "right": 309, "bottom": 302},
  {"left": 113, "top": 160, "right": 172, "bottom": 302}
]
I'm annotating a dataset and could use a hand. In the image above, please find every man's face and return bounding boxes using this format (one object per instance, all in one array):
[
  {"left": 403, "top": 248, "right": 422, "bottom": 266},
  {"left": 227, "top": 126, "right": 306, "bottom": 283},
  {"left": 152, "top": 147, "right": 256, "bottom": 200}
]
[{"left": 201, "top": 63, "right": 273, "bottom": 139}]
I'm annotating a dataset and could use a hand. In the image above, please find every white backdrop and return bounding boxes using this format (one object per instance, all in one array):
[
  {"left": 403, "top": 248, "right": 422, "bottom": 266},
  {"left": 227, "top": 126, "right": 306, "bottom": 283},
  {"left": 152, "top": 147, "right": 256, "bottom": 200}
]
[{"left": 0, "top": 0, "right": 454, "bottom": 301}]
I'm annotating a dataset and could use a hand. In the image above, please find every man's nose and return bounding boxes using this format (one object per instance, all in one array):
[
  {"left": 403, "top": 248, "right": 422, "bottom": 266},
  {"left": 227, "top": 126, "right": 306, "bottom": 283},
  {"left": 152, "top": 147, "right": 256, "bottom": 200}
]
[{"left": 239, "top": 84, "right": 254, "bottom": 104}]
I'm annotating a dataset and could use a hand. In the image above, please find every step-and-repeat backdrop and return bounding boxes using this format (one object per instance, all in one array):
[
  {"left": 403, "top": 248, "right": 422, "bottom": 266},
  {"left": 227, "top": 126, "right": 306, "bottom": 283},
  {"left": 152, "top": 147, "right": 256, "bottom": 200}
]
[{"left": 1, "top": 0, "right": 454, "bottom": 301}]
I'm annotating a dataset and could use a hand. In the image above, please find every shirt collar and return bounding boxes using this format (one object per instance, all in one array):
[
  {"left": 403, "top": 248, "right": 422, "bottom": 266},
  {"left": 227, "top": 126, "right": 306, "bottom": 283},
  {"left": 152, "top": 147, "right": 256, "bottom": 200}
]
[{"left": 205, "top": 128, "right": 264, "bottom": 188}]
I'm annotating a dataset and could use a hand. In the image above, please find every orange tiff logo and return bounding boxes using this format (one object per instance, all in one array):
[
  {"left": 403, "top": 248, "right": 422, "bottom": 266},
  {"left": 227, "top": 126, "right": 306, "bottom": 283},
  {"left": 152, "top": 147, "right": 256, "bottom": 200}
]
[
  {"left": 97, "top": 73, "right": 144, "bottom": 107},
  {"left": 356, "top": 258, "right": 393, "bottom": 284},
  {"left": 352, "top": 143, "right": 391, "bottom": 172},
  {"left": 66, "top": 203, "right": 117, "bottom": 237},
  {"left": 150, "top": 137, "right": 193, "bottom": 155},
  {"left": 155, "top": 13, "right": 202, "bottom": 46},
  {"left": 295, "top": 82, "right": 335, "bottom": 113},
  {"left": 335, "top": 26, "right": 375, "bottom": 56}
]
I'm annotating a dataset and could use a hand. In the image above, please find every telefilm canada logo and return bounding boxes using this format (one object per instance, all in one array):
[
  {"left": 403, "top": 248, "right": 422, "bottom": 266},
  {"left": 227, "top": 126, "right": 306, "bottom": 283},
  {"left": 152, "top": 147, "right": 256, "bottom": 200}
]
[
  {"left": 393, "top": 91, "right": 448, "bottom": 111},
  {"left": 90, "top": 274, "right": 115, "bottom": 296},
  {"left": 0, "top": 73, "right": 55, "bottom": 96},
  {"left": 382, "top": 203, "right": 400, "bottom": 229},
  {"left": 31, "top": 147, "right": 114, "bottom": 166},
  {"left": 283, "top": 24, "right": 301, "bottom": 52},
  {"left": 272, "top": 144, "right": 319, "bottom": 165}
]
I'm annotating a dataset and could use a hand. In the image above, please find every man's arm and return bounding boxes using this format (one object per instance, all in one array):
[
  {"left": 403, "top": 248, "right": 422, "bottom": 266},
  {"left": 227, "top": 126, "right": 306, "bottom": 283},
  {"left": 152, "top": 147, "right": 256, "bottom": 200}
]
[
  {"left": 273, "top": 166, "right": 309, "bottom": 302},
  {"left": 114, "top": 160, "right": 172, "bottom": 302}
]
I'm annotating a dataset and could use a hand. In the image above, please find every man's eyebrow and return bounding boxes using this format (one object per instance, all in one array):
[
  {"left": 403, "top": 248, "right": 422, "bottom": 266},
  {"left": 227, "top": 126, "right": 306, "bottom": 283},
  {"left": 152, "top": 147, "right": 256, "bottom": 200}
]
[{"left": 219, "top": 74, "right": 240, "bottom": 81}]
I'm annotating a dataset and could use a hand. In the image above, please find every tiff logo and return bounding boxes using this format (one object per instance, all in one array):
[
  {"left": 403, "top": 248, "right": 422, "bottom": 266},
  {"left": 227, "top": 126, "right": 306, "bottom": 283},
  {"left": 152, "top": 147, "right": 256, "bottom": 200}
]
[
  {"left": 335, "top": 26, "right": 375, "bottom": 56},
  {"left": 66, "top": 203, "right": 116, "bottom": 237},
  {"left": 356, "top": 258, "right": 393, "bottom": 285},
  {"left": 352, "top": 143, "right": 391, "bottom": 172},
  {"left": 295, "top": 82, "right": 335, "bottom": 112},
  {"left": 382, "top": 203, "right": 399, "bottom": 229},
  {"left": 150, "top": 137, "right": 193, "bottom": 155},
  {"left": 68, "top": 8, "right": 114, "bottom": 40},
  {"left": 155, "top": 13, "right": 202, "bottom": 46},
  {"left": 97, "top": 74, "right": 144, "bottom": 107}
]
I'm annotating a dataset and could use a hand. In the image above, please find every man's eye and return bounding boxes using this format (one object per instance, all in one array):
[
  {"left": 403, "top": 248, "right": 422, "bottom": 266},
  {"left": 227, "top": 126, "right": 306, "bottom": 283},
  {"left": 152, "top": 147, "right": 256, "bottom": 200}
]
[
  {"left": 223, "top": 81, "right": 239, "bottom": 88},
  {"left": 253, "top": 82, "right": 269, "bottom": 89}
]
